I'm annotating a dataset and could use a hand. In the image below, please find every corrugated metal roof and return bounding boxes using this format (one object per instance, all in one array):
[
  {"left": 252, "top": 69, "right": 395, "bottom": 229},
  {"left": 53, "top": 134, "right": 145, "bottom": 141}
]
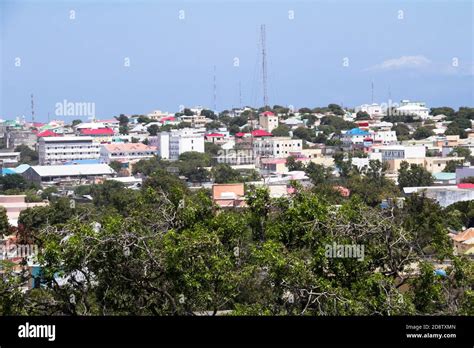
[{"left": 30, "top": 164, "right": 115, "bottom": 177}]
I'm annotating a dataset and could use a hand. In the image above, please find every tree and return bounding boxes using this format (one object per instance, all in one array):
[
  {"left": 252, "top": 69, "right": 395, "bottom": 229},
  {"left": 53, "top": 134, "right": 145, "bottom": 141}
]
[
  {"left": 205, "top": 121, "right": 222, "bottom": 131},
  {"left": 355, "top": 111, "right": 370, "bottom": 120},
  {"left": 211, "top": 164, "right": 242, "bottom": 183},
  {"left": 109, "top": 161, "right": 123, "bottom": 173},
  {"left": 147, "top": 124, "right": 159, "bottom": 136},
  {"left": 430, "top": 107, "right": 455, "bottom": 118},
  {"left": 71, "top": 119, "right": 82, "bottom": 127},
  {"left": 271, "top": 124, "right": 290, "bottom": 137},
  {"left": 392, "top": 124, "right": 411, "bottom": 140},
  {"left": 15, "top": 145, "right": 39, "bottom": 165},
  {"left": 305, "top": 162, "right": 332, "bottom": 186},
  {"left": 0, "top": 174, "right": 38, "bottom": 192},
  {"left": 398, "top": 161, "right": 433, "bottom": 188},
  {"left": 286, "top": 156, "right": 305, "bottom": 171},
  {"left": 183, "top": 108, "right": 194, "bottom": 116},
  {"left": 413, "top": 127, "right": 434, "bottom": 140},
  {"left": 116, "top": 114, "right": 129, "bottom": 135},
  {"left": 200, "top": 109, "right": 217, "bottom": 120},
  {"left": 442, "top": 160, "right": 463, "bottom": 173},
  {"left": 0, "top": 207, "right": 9, "bottom": 237},
  {"left": 292, "top": 127, "right": 314, "bottom": 142}
]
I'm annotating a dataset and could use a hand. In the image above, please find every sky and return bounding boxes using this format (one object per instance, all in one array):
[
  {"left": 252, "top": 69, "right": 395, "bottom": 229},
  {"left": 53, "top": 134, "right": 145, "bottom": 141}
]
[{"left": 1, "top": 0, "right": 473, "bottom": 122}]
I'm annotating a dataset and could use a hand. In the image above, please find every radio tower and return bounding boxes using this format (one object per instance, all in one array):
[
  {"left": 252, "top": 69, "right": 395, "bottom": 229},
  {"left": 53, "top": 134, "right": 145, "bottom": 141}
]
[
  {"left": 261, "top": 24, "right": 268, "bottom": 108},
  {"left": 371, "top": 81, "right": 374, "bottom": 104},
  {"left": 31, "top": 94, "right": 35, "bottom": 123},
  {"left": 239, "top": 81, "right": 242, "bottom": 108},
  {"left": 213, "top": 65, "right": 217, "bottom": 111}
]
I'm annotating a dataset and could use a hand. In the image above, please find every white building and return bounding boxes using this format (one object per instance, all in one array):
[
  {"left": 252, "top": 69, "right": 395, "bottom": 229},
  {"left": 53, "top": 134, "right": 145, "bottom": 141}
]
[
  {"left": 259, "top": 111, "right": 279, "bottom": 132},
  {"left": 38, "top": 136, "right": 101, "bottom": 165},
  {"left": 370, "top": 145, "right": 426, "bottom": 161},
  {"left": 355, "top": 103, "right": 384, "bottom": 117},
  {"left": 153, "top": 128, "right": 205, "bottom": 161},
  {"left": 373, "top": 131, "right": 398, "bottom": 145},
  {"left": 395, "top": 100, "right": 430, "bottom": 119},
  {"left": 253, "top": 137, "right": 303, "bottom": 158},
  {"left": 99, "top": 143, "right": 158, "bottom": 164}
]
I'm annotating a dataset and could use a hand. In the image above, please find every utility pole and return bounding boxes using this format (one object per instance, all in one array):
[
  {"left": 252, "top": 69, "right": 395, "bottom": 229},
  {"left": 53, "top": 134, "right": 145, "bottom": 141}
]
[{"left": 261, "top": 24, "right": 268, "bottom": 108}]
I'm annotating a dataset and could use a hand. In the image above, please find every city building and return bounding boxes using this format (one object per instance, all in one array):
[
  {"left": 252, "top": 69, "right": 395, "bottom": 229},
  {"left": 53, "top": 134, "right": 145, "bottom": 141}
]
[
  {"left": 212, "top": 183, "right": 246, "bottom": 208},
  {"left": 99, "top": 143, "right": 158, "bottom": 164},
  {"left": 22, "top": 164, "right": 116, "bottom": 184},
  {"left": 0, "top": 195, "right": 48, "bottom": 226},
  {"left": 253, "top": 137, "right": 303, "bottom": 158},
  {"left": 355, "top": 103, "right": 384, "bottom": 117},
  {"left": 152, "top": 128, "right": 205, "bottom": 160},
  {"left": 259, "top": 111, "right": 279, "bottom": 133},
  {"left": 395, "top": 100, "right": 429, "bottom": 119},
  {"left": 38, "top": 136, "right": 101, "bottom": 165}
]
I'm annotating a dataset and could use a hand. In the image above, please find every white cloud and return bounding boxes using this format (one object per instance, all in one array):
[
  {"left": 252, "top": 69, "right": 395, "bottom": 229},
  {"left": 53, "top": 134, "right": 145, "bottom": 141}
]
[{"left": 366, "top": 55, "right": 432, "bottom": 71}]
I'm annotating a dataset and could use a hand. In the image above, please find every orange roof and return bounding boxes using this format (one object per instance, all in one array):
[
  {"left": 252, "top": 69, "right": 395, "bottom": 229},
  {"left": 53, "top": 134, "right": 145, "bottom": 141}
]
[
  {"left": 452, "top": 228, "right": 474, "bottom": 242},
  {"left": 103, "top": 143, "right": 157, "bottom": 153}
]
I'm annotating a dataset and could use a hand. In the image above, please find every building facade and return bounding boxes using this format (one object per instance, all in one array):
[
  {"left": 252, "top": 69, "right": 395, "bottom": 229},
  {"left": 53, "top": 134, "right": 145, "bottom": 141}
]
[{"left": 38, "top": 136, "right": 101, "bottom": 165}]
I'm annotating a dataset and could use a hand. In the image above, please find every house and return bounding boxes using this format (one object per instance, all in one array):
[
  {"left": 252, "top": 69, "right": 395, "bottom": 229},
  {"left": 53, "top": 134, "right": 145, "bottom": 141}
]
[
  {"left": 152, "top": 128, "right": 205, "bottom": 161},
  {"left": 38, "top": 136, "right": 101, "bottom": 165},
  {"left": 395, "top": 100, "right": 429, "bottom": 119},
  {"left": 259, "top": 111, "right": 279, "bottom": 133},
  {"left": 0, "top": 195, "right": 48, "bottom": 226},
  {"left": 212, "top": 183, "right": 246, "bottom": 208},
  {"left": 22, "top": 164, "right": 116, "bottom": 184},
  {"left": 99, "top": 143, "right": 158, "bottom": 165},
  {"left": 253, "top": 137, "right": 302, "bottom": 158},
  {"left": 450, "top": 228, "right": 474, "bottom": 255}
]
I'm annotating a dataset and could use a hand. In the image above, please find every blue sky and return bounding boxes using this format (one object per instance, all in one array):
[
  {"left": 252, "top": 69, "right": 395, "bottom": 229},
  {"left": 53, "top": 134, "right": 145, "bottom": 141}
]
[{"left": 1, "top": 0, "right": 473, "bottom": 122}]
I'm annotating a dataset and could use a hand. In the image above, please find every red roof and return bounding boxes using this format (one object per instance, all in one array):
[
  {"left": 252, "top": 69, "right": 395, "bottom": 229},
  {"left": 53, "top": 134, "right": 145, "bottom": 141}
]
[
  {"left": 235, "top": 132, "right": 246, "bottom": 137},
  {"left": 251, "top": 129, "right": 273, "bottom": 137},
  {"left": 457, "top": 183, "right": 474, "bottom": 189},
  {"left": 260, "top": 111, "right": 275, "bottom": 116},
  {"left": 357, "top": 122, "right": 369, "bottom": 127},
  {"left": 206, "top": 133, "right": 224, "bottom": 137},
  {"left": 80, "top": 128, "right": 114, "bottom": 135},
  {"left": 37, "top": 130, "right": 59, "bottom": 137},
  {"left": 160, "top": 116, "right": 176, "bottom": 122}
]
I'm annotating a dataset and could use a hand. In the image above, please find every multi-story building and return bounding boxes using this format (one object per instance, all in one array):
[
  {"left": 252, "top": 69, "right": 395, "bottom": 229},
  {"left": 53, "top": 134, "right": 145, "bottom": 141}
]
[
  {"left": 38, "top": 136, "right": 101, "bottom": 165},
  {"left": 395, "top": 100, "right": 429, "bottom": 119},
  {"left": 179, "top": 115, "right": 208, "bottom": 128},
  {"left": 99, "top": 143, "right": 158, "bottom": 164},
  {"left": 152, "top": 128, "right": 205, "bottom": 161},
  {"left": 355, "top": 103, "right": 384, "bottom": 118},
  {"left": 253, "top": 136, "right": 303, "bottom": 158},
  {"left": 6, "top": 130, "right": 37, "bottom": 150},
  {"left": 259, "top": 111, "right": 279, "bottom": 133}
]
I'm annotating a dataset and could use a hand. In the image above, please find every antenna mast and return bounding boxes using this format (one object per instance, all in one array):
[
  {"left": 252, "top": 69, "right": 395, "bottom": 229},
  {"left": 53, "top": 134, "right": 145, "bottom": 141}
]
[
  {"left": 31, "top": 94, "right": 35, "bottom": 123},
  {"left": 213, "top": 65, "right": 217, "bottom": 111},
  {"left": 261, "top": 24, "right": 268, "bottom": 108}
]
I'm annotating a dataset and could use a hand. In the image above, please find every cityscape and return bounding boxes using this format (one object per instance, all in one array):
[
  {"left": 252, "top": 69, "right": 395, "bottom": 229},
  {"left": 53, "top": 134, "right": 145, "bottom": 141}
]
[{"left": 0, "top": 0, "right": 473, "bottom": 346}]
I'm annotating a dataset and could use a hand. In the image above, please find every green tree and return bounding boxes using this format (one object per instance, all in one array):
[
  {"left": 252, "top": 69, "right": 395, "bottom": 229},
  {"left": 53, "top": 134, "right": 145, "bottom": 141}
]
[
  {"left": 271, "top": 124, "right": 290, "bottom": 136},
  {"left": 413, "top": 126, "right": 434, "bottom": 140},
  {"left": 398, "top": 161, "right": 434, "bottom": 188},
  {"left": 15, "top": 145, "right": 39, "bottom": 165},
  {"left": 147, "top": 124, "right": 159, "bottom": 136},
  {"left": 109, "top": 160, "right": 123, "bottom": 173},
  {"left": 211, "top": 164, "right": 242, "bottom": 183}
]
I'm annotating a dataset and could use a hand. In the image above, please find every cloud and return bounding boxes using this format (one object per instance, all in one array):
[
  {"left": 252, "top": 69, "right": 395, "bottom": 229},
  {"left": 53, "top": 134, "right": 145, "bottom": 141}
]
[{"left": 366, "top": 55, "right": 432, "bottom": 71}]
